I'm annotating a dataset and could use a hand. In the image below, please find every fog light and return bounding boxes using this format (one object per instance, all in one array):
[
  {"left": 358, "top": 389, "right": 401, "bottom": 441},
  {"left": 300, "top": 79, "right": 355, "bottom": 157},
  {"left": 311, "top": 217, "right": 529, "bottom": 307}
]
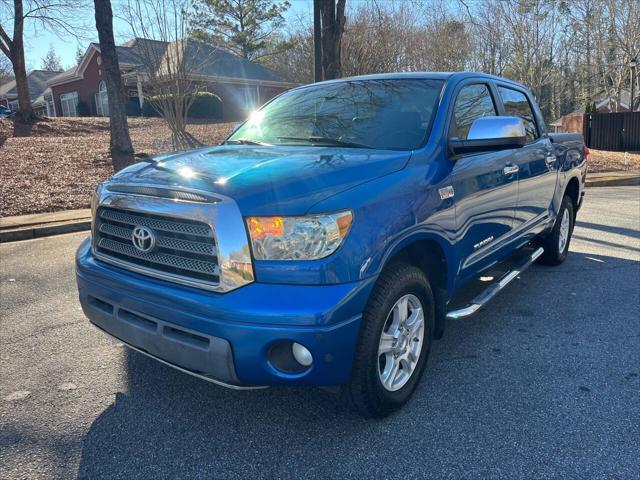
[{"left": 292, "top": 342, "right": 313, "bottom": 367}]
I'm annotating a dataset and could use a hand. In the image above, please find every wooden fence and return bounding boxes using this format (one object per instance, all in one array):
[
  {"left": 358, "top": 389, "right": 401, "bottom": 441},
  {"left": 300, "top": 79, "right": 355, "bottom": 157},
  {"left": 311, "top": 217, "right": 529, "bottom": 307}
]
[{"left": 583, "top": 112, "right": 640, "bottom": 152}]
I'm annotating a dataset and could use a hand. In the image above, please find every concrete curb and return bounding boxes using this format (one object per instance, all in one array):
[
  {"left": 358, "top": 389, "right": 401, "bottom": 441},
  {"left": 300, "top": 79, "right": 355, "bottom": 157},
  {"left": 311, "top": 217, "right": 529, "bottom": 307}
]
[
  {"left": 585, "top": 172, "right": 640, "bottom": 187},
  {"left": 0, "top": 209, "right": 91, "bottom": 243}
]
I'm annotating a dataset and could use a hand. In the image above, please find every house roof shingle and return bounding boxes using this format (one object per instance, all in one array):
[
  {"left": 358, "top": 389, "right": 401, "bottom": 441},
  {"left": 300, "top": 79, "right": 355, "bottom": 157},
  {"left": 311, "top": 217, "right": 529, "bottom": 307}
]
[
  {"left": 45, "top": 37, "right": 290, "bottom": 88},
  {"left": 0, "top": 70, "right": 60, "bottom": 101},
  {"left": 172, "top": 40, "right": 285, "bottom": 83}
]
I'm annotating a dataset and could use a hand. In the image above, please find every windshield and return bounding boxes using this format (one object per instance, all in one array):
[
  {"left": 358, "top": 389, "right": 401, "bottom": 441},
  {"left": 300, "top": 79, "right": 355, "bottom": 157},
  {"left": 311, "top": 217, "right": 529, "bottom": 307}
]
[{"left": 227, "top": 79, "right": 444, "bottom": 150}]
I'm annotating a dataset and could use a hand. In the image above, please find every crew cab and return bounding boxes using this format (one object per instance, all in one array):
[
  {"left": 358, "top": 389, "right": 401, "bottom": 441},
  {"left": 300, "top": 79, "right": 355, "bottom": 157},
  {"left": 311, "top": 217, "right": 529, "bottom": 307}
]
[{"left": 76, "top": 72, "right": 587, "bottom": 417}]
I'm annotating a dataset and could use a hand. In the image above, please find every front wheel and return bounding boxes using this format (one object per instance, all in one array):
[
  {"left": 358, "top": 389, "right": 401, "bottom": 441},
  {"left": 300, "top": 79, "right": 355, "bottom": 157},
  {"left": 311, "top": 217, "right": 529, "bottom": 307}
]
[
  {"left": 537, "top": 195, "right": 575, "bottom": 266},
  {"left": 346, "top": 263, "right": 434, "bottom": 418}
]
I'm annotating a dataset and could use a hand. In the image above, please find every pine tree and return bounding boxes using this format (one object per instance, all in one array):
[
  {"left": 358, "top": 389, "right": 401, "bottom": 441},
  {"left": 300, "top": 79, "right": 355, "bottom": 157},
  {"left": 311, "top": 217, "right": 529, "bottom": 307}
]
[
  {"left": 41, "top": 45, "right": 63, "bottom": 71},
  {"left": 190, "top": 0, "right": 291, "bottom": 61},
  {"left": 75, "top": 45, "right": 84, "bottom": 66}
]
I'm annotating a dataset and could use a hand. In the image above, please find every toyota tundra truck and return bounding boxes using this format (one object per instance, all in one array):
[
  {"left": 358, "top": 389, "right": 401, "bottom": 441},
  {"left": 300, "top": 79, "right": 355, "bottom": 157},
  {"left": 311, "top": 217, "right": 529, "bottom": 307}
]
[{"left": 76, "top": 72, "right": 587, "bottom": 417}]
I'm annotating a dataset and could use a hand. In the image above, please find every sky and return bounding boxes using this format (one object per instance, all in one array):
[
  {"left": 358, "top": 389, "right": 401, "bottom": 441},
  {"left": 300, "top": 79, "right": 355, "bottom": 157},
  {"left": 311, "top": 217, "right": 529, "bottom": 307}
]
[{"left": 20, "top": 0, "right": 316, "bottom": 71}]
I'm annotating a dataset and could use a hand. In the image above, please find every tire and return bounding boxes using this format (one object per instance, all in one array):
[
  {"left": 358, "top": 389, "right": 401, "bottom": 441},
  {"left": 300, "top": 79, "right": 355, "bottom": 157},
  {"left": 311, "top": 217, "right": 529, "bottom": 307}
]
[
  {"left": 346, "top": 262, "right": 435, "bottom": 418},
  {"left": 538, "top": 195, "right": 575, "bottom": 266}
]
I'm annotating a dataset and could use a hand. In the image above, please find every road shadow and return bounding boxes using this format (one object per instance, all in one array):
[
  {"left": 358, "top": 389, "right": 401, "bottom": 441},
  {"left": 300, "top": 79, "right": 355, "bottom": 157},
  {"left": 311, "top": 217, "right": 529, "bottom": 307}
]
[
  {"left": 575, "top": 220, "right": 640, "bottom": 240},
  {"left": 76, "top": 251, "right": 640, "bottom": 479}
]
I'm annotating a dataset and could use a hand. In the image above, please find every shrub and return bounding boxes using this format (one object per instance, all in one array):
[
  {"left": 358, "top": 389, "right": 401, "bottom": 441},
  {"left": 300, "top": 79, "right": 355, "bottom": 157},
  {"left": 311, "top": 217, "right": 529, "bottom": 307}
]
[
  {"left": 141, "top": 92, "right": 223, "bottom": 119},
  {"left": 76, "top": 99, "right": 90, "bottom": 117},
  {"left": 188, "top": 92, "right": 223, "bottom": 119},
  {"left": 142, "top": 99, "right": 161, "bottom": 117},
  {"left": 126, "top": 99, "right": 142, "bottom": 117}
]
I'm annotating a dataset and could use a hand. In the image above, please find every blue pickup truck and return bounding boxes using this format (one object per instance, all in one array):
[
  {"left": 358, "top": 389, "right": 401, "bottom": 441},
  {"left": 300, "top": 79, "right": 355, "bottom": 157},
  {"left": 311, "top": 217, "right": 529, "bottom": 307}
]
[{"left": 76, "top": 72, "right": 587, "bottom": 417}]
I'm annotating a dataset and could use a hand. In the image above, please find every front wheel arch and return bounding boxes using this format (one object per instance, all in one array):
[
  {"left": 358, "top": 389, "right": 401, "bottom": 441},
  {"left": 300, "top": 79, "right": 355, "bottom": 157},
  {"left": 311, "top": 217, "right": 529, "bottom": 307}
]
[{"left": 378, "top": 236, "right": 450, "bottom": 339}]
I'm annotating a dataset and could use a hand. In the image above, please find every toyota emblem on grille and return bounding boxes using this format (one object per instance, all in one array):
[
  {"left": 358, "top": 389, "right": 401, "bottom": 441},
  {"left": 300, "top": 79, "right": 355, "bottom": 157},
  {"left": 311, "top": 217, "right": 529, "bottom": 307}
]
[{"left": 131, "top": 226, "right": 156, "bottom": 253}]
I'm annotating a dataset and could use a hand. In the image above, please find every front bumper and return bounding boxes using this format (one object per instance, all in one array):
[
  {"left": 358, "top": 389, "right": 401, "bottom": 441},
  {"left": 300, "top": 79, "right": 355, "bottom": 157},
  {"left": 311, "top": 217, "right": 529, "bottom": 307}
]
[{"left": 76, "top": 238, "right": 375, "bottom": 386}]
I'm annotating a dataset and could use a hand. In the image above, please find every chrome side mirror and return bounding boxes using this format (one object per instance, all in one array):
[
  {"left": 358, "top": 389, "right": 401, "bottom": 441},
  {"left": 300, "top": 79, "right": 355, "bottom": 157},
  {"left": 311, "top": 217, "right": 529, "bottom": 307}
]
[
  {"left": 449, "top": 116, "right": 527, "bottom": 156},
  {"left": 467, "top": 116, "right": 526, "bottom": 141}
]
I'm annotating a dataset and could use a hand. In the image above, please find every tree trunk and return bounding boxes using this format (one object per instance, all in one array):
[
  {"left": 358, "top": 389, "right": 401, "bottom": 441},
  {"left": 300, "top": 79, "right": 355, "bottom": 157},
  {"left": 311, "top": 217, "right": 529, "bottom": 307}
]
[
  {"left": 319, "top": 0, "right": 346, "bottom": 80},
  {"left": 5, "top": 0, "right": 35, "bottom": 122},
  {"left": 94, "top": 0, "right": 134, "bottom": 170}
]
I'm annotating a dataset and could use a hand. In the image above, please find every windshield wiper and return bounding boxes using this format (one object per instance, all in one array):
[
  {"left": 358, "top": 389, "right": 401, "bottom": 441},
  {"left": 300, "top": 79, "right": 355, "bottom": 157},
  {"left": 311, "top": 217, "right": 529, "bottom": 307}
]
[
  {"left": 276, "top": 136, "right": 372, "bottom": 149},
  {"left": 226, "top": 138, "right": 269, "bottom": 146}
]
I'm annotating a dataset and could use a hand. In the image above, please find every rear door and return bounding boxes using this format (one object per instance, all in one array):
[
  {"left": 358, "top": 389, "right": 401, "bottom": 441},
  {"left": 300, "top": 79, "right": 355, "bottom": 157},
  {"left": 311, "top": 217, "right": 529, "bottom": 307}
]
[
  {"left": 447, "top": 81, "right": 519, "bottom": 283},
  {"left": 496, "top": 85, "right": 557, "bottom": 231}
]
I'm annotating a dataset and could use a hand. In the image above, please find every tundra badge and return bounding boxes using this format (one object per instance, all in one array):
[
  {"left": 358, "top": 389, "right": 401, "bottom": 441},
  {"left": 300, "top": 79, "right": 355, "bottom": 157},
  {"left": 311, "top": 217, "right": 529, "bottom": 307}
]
[{"left": 474, "top": 236, "right": 494, "bottom": 250}]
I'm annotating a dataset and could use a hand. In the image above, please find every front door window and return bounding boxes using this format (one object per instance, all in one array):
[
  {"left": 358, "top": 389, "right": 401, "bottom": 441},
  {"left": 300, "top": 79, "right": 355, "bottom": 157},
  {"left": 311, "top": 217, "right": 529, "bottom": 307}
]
[{"left": 95, "top": 81, "right": 109, "bottom": 117}]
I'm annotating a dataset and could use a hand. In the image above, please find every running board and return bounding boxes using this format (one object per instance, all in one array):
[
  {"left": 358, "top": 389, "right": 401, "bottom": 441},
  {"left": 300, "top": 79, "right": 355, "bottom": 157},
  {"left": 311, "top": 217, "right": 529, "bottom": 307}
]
[{"left": 446, "top": 247, "right": 544, "bottom": 320}]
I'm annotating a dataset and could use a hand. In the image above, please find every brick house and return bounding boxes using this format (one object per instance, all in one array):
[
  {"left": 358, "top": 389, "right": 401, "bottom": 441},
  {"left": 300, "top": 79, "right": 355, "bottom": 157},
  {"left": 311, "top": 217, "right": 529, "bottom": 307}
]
[{"left": 45, "top": 38, "right": 296, "bottom": 119}]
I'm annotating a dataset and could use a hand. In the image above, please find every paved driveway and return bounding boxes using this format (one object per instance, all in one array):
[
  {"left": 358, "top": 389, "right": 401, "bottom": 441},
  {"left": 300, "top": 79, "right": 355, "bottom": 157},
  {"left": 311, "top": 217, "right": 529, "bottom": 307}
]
[{"left": 1, "top": 187, "right": 639, "bottom": 479}]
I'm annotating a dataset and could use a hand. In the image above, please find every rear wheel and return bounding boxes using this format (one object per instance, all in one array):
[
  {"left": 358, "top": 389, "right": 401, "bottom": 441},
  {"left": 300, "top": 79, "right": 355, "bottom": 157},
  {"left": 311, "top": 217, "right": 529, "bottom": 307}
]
[
  {"left": 538, "top": 195, "right": 574, "bottom": 266},
  {"left": 346, "top": 263, "right": 434, "bottom": 418}
]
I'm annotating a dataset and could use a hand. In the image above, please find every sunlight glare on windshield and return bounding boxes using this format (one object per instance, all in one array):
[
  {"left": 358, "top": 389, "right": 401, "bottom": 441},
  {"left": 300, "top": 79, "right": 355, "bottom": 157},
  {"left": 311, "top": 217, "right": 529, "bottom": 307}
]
[{"left": 243, "top": 109, "right": 265, "bottom": 136}]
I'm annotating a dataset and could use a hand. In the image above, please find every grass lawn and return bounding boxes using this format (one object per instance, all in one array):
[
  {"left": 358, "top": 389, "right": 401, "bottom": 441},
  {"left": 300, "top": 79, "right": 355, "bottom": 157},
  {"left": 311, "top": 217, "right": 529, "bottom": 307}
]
[{"left": 1, "top": 116, "right": 638, "bottom": 217}]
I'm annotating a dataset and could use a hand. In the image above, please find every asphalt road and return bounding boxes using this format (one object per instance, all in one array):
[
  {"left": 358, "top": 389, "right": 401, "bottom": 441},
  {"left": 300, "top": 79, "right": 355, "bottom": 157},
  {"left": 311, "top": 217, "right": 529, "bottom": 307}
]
[{"left": 1, "top": 187, "right": 639, "bottom": 479}]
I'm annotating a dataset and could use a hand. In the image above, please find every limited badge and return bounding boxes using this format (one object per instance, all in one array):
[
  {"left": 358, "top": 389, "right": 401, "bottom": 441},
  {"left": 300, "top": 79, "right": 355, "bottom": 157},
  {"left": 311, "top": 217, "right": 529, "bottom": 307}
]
[{"left": 439, "top": 186, "right": 455, "bottom": 200}]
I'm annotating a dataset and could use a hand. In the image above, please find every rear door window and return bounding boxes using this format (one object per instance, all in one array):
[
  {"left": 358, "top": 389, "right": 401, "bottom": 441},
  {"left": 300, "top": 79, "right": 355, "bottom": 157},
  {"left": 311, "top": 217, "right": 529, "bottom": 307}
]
[
  {"left": 497, "top": 87, "right": 539, "bottom": 142},
  {"left": 451, "top": 84, "right": 497, "bottom": 140}
]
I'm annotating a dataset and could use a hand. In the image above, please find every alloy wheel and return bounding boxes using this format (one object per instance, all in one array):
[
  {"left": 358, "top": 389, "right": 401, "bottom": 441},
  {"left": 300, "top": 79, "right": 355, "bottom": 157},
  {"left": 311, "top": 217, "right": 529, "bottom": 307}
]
[{"left": 377, "top": 294, "right": 425, "bottom": 392}]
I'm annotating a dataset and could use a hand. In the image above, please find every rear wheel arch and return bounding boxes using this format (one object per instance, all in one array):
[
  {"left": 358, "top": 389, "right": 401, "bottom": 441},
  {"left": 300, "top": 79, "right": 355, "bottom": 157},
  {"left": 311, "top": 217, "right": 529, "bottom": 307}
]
[{"left": 564, "top": 176, "right": 580, "bottom": 214}]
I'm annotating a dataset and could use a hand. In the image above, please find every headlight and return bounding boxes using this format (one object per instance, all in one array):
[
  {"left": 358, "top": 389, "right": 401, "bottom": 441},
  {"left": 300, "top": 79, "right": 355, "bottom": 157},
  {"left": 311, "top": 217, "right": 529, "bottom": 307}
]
[{"left": 246, "top": 211, "right": 353, "bottom": 260}]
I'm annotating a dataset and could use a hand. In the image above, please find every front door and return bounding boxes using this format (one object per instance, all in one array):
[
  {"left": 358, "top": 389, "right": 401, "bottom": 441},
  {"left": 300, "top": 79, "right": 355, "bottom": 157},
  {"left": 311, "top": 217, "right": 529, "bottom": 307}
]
[
  {"left": 447, "top": 82, "right": 519, "bottom": 284},
  {"left": 496, "top": 86, "right": 558, "bottom": 231}
]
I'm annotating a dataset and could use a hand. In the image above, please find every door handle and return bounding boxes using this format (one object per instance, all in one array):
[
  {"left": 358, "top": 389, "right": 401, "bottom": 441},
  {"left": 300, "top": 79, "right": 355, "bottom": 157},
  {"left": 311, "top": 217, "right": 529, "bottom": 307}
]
[
  {"left": 545, "top": 155, "right": 556, "bottom": 167},
  {"left": 503, "top": 164, "right": 519, "bottom": 175}
]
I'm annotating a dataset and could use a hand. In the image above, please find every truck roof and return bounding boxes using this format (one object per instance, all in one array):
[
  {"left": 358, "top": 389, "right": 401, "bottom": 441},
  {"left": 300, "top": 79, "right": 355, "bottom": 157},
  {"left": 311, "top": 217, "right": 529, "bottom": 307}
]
[{"left": 304, "top": 71, "right": 527, "bottom": 90}]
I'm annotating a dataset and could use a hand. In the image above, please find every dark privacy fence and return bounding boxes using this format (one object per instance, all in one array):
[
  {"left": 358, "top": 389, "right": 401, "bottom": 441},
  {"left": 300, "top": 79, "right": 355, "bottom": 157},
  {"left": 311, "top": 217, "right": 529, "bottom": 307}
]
[{"left": 583, "top": 112, "right": 640, "bottom": 152}]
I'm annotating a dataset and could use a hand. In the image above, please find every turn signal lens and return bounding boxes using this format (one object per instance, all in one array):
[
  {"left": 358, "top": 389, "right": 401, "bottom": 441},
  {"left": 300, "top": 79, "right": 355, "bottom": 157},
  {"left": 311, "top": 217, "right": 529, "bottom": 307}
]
[
  {"left": 248, "top": 216, "right": 285, "bottom": 240},
  {"left": 337, "top": 211, "right": 353, "bottom": 237},
  {"left": 246, "top": 210, "right": 353, "bottom": 260}
]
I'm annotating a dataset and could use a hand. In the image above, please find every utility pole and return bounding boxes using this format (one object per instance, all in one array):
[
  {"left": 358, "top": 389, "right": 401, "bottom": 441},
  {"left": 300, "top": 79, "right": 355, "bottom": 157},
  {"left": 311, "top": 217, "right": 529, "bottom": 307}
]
[{"left": 313, "top": 0, "right": 322, "bottom": 82}]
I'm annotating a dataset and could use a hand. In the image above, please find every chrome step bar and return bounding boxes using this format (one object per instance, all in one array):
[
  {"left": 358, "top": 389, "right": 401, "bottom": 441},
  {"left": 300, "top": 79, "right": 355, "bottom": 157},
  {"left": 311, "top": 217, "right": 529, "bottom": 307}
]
[{"left": 446, "top": 247, "right": 544, "bottom": 320}]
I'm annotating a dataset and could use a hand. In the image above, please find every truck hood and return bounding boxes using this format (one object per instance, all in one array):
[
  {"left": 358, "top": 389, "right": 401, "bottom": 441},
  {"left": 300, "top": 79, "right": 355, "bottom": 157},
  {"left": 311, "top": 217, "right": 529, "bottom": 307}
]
[{"left": 111, "top": 145, "right": 412, "bottom": 215}]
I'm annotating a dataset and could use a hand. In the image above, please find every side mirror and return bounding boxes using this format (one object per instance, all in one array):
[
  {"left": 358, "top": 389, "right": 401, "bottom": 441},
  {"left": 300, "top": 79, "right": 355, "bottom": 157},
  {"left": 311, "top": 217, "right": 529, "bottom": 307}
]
[{"left": 449, "top": 116, "right": 527, "bottom": 156}]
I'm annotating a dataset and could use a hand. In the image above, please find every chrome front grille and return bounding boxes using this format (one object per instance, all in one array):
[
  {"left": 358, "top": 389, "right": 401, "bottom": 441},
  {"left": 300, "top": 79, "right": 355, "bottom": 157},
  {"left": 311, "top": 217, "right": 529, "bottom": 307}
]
[{"left": 94, "top": 206, "right": 220, "bottom": 286}]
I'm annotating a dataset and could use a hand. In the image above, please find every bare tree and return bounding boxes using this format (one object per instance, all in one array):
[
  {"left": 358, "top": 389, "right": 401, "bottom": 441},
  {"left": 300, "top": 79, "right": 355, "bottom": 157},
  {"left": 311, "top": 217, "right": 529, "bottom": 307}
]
[
  {"left": 1, "top": 0, "right": 34, "bottom": 120},
  {"left": 0, "top": 0, "right": 88, "bottom": 121},
  {"left": 123, "top": 0, "right": 213, "bottom": 150},
  {"left": 318, "top": 0, "right": 346, "bottom": 80},
  {"left": 264, "top": 24, "right": 314, "bottom": 83},
  {"left": 601, "top": 0, "right": 640, "bottom": 111},
  {"left": 94, "top": 0, "right": 134, "bottom": 169}
]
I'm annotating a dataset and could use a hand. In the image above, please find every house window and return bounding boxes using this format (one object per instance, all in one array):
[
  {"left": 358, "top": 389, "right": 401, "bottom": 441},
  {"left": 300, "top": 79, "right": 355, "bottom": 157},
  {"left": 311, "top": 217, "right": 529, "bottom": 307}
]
[
  {"left": 44, "top": 93, "right": 55, "bottom": 117},
  {"left": 95, "top": 81, "right": 109, "bottom": 117},
  {"left": 60, "top": 92, "right": 78, "bottom": 116}
]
